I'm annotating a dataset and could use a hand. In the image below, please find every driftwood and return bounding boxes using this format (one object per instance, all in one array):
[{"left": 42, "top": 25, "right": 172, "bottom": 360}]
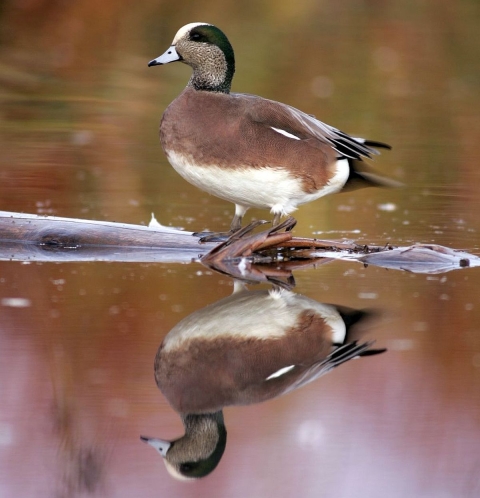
[
  {"left": 0, "top": 212, "right": 478, "bottom": 282},
  {"left": 0, "top": 210, "right": 216, "bottom": 263},
  {"left": 199, "top": 217, "right": 479, "bottom": 285}
]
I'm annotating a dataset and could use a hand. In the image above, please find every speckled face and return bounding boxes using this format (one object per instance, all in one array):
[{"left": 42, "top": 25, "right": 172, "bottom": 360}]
[{"left": 170, "top": 23, "right": 235, "bottom": 93}]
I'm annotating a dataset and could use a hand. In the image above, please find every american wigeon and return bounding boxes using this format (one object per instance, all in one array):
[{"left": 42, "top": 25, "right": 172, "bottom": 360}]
[
  {"left": 141, "top": 286, "right": 385, "bottom": 479},
  {"left": 149, "top": 23, "right": 396, "bottom": 235}
]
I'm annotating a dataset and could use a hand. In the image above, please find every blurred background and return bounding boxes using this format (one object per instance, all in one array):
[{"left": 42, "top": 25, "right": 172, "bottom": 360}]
[{"left": 0, "top": 0, "right": 479, "bottom": 497}]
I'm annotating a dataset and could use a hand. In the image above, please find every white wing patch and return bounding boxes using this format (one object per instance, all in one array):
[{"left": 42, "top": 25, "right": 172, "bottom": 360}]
[
  {"left": 266, "top": 365, "right": 295, "bottom": 380},
  {"left": 271, "top": 127, "right": 301, "bottom": 141}
]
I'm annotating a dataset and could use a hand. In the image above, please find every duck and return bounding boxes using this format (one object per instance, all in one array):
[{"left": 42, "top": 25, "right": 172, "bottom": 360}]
[
  {"left": 148, "top": 23, "right": 397, "bottom": 236},
  {"left": 141, "top": 285, "right": 386, "bottom": 479}
]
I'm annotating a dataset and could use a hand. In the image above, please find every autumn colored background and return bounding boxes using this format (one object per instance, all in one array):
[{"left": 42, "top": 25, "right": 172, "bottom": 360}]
[{"left": 1, "top": 1, "right": 479, "bottom": 497}]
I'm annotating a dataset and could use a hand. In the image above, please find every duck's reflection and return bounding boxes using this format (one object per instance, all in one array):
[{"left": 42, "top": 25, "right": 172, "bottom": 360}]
[{"left": 141, "top": 284, "right": 385, "bottom": 480}]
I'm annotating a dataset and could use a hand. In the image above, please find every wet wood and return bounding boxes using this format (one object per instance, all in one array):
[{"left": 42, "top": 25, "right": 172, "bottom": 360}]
[
  {"left": 0, "top": 211, "right": 215, "bottom": 263},
  {"left": 0, "top": 212, "right": 478, "bottom": 275},
  {"left": 200, "top": 217, "right": 480, "bottom": 278}
]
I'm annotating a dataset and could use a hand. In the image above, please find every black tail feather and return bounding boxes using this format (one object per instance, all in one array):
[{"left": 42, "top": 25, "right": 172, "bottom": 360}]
[
  {"left": 331, "top": 132, "right": 392, "bottom": 160},
  {"left": 326, "top": 340, "right": 386, "bottom": 371},
  {"left": 363, "top": 139, "right": 392, "bottom": 151},
  {"left": 343, "top": 158, "right": 403, "bottom": 191}
]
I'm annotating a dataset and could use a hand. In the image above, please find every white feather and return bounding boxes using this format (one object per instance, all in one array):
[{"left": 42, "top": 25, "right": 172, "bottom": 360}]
[
  {"left": 270, "top": 127, "right": 301, "bottom": 140},
  {"left": 266, "top": 365, "right": 295, "bottom": 380}
]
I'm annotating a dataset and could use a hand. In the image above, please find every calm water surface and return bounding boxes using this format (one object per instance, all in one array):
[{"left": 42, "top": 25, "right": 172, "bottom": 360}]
[{"left": 1, "top": 1, "right": 480, "bottom": 497}]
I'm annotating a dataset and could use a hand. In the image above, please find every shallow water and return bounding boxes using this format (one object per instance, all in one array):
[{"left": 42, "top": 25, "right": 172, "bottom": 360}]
[{"left": 1, "top": 2, "right": 480, "bottom": 497}]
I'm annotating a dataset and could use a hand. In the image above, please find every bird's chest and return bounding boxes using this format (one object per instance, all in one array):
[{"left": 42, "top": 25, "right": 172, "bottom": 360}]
[
  {"left": 160, "top": 97, "right": 241, "bottom": 162},
  {"left": 159, "top": 98, "right": 262, "bottom": 202}
]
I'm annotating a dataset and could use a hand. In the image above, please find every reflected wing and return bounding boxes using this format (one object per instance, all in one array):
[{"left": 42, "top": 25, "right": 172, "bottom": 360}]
[{"left": 282, "top": 341, "right": 386, "bottom": 395}]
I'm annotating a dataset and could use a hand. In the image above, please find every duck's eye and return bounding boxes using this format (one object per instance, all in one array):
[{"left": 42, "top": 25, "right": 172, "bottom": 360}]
[
  {"left": 190, "top": 32, "right": 201, "bottom": 41},
  {"left": 180, "top": 462, "right": 194, "bottom": 472}
]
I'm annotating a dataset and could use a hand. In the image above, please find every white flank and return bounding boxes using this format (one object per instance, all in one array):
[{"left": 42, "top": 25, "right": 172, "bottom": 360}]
[
  {"left": 330, "top": 315, "right": 347, "bottom": 344},
  {"left": 166, "top": 151, "right": 350, "bottom": 217},
  {"left": 322, "top": 158, "right": 350, "bottom": 194},
  {"left": 271, "top": 127, "right": 301, "bottom": 140},
  {"left": 163, "top": 289, "right": 347, "bottom": 350}
]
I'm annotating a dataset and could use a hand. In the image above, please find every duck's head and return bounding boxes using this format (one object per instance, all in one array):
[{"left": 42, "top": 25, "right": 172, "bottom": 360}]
[
  {"left": 148, "top": 23, "right": 235, "bottom": 93},
  {"left": 141, "top": 412, "right": 227, "bottom": 480}
]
